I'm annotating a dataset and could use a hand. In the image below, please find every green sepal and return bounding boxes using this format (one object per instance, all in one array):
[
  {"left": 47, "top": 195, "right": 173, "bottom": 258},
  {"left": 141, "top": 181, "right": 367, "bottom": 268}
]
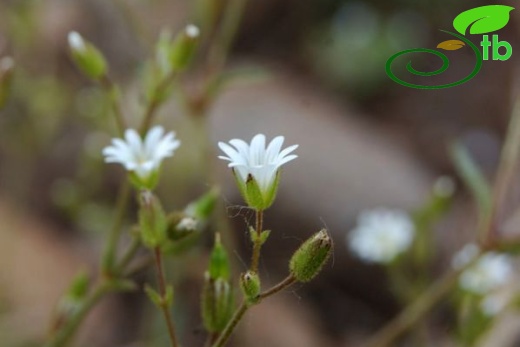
[
  {"left": 161, "top": 229, "right": 201, "bottom": 255},
  {"left": 262, "top": 170, "right": 281, "bottom": 209},
  {"left": 138, "top": 191, "right": 168, "bottom": 249},
  {"left": 209, "top": 233, "right": 231, "bottom": 280},
  {"left": 289, "top": 229, "right": 333, "bottom": 283},
  {"left": 249, "top": 226, "right": 271, "bottom": 246},
  {"left": 240, "top": 271, "right": 261, "bottom": 305},
  {"left": 144, "top": 284, "right": 163, "bottom": 307},
  {"left": 201, "top": 274, "right": 234, "bottom": 332},
  {"left": 184, "top": 186, "right": 219, "bottom": 220},
  {"left": 244, "top": 174, "right": 265, "bottom": 210},
  {"left": 69, "top": 39, "right": 107, "bottom": 80},
  {"left": 128, "top": 170, "right": 159, "bottom": 191}
]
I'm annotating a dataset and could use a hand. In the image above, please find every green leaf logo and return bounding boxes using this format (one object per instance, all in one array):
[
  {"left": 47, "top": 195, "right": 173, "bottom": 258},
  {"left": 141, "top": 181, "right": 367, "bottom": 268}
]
[{"left": 453, "top": 5, "right": 514, "bottom": 35}]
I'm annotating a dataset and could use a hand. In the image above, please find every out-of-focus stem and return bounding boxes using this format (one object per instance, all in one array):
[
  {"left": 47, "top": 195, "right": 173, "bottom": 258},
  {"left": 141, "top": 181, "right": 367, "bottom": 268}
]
[
  {"left": 153, "top": 247, "right": 179, "bottom": 347},
  {"left": 362, "top": 270, "right": 459, "bottom": 347},
  {"left": 100, "top": 75, "right": 126, "bottom": 136},
  {"left": 102, "top": 181, "right": 131, "bottom": 276},
  {"left": 487, "top": 95, "right": 520, "bottom": 244}
]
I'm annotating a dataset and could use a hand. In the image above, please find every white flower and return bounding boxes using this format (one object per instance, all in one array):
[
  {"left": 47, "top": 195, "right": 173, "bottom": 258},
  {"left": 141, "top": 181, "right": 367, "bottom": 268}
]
[
  {"left": 102, "top": 126, "right": 180, "bottom": 187},
  {"left": 348, "top": 208, "right": 415, "bottom": 264},
  {"left": 452, "top": 245, "right": 513, "bottom": 295},
  {"left": 218, "top": 134, "right": 298, "bottom": 209}
]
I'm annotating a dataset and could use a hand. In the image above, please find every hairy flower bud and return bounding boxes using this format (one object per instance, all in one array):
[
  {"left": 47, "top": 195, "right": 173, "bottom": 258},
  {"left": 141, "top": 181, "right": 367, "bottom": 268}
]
[
  {"left": 201, "top": 274, "right": 234, "bottom": 332},
  {"left": 138, "top": 191, "right": 168, "bottom": 248},
  {"left": 209, "top": 233, "right": 231, "bottom": 280},
  {"left": 289, "top": 229, "right": 332, "bottom": 283},
  {"left": 240, "top": 271, "right": 261, "bottom": 304}
]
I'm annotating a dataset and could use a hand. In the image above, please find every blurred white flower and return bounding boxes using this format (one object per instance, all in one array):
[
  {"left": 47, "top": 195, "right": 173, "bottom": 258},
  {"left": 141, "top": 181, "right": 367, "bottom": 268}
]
[
  {"left": 451, "top": 243, "right": 480, "bottom": 270},
  {"left": 481, "top": 291, "right": 511, "bottom": 316},
  {"left": 348, "top": 208, "right": 415, "bottom": 264},
  {"left": 452, "top": 245, "right": 513, "bottom": 295},
  {"left": 102, "top": 126, "right": 180, "bottom": 187},
  {"left": 218, "top": 134, "right": 298, "bottom": 209}
]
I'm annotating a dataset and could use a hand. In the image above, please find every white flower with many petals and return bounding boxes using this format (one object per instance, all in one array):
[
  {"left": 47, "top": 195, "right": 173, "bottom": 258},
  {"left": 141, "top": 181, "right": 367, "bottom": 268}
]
[
  {"left": 102, "top": 126, "right": 180, "bottom": 188},
  {"left": 348, "top": 208, "right": 415, "bottom": 264},
  {"left": 452, "top": 244, "right": 513, "bottom": 295},
  {"left": 218, "top": 134, "right": 298, "bottom": 210}
]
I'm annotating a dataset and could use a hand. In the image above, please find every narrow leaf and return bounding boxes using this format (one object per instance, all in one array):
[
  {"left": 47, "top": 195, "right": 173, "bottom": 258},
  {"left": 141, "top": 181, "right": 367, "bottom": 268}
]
[{"left": 450, "top": 143, "right": 492, "bottom": 224}]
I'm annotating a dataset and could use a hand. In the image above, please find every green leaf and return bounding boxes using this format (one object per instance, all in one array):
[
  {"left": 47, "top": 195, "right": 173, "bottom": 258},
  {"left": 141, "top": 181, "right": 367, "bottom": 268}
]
[
  {"left": 453, "top": 5, "right": 514, "bottom": 35},
  {"left": 144, "top": 284, "right": 163, "bottom": 307}
]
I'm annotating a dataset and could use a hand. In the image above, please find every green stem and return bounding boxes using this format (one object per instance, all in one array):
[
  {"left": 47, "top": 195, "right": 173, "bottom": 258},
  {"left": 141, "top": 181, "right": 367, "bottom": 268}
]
[
  {"left": 211, "top": 275, "right": 297, "bottom": 347},
  {"left": 153, "top": 247, "right": 179, "bottom": 347},
  {"left": 211, "top": 301, "right": 248, "bottom": 347},
  {"left": 139, "top": 71, "right": 177, "bottom": 135},
  {"left": 100, "top": 75, "right": 126, "bottom": 136},
  {"left": 115, "top": 235, "right": 141, "bottom": 275},
  {"left": 258, "top": 275, "right": 296, "bottom": 300},
  {"left": 102, "top": 181, "right": 131, "bottom": 276},
  {"left": 250, "top": 209, "right": 263, "bottom": 273}
]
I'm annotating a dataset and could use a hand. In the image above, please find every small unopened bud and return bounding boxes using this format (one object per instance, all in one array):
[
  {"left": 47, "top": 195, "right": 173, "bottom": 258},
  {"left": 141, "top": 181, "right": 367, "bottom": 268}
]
[
  {"left": 201, "top": 274, "right": 234, "bottom": 332},
  {"left": 240, "top": 271, "right": 260, "bottom": 304},
  {"left": 138, "top": 190, "right": 168, "bottom": 248},
  {"left": 289, "top": 229, "right": 332, "bottom": 283},
  {"left": 68, "top": 31, "right": 107, "bottom": 80},
  {"left": 209, "top": 233, "right": 231, "bottom": 280},
  {"left": 170, "top": 24, "right": 200, "bottom": 71},
  {"left": 0, "top": 56, "right": 14, "bottom": 109}
]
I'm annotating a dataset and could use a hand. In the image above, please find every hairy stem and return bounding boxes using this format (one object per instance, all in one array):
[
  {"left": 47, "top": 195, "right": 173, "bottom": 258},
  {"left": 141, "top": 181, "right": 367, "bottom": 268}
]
[
  {"left": 250, "top": 209, "right": 263, "bottom": 273},
  {"left": 211, "top": 301, "right": 248, "bottom": 347}
]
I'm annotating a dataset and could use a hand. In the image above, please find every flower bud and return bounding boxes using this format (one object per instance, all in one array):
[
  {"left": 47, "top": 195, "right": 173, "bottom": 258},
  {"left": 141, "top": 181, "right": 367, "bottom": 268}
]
[
  {"left": 289, "top": 229, "right": 332, "bottom": 283},
  {"left": 68, "top": 31, "right": 107, "bottom": 80},
  {"left": 209, "top": 233, "right": 231, "bottom": 281},
  {"left": 170, "top": 24, "right": 200, "bottom": 71},
  {"left": 240, "top": 271, "right": 260, "bottom": 304},
  {"left": 138, "top": 190, "right": 168, "bottom": 248},
  {"left": 0, "top": 56, "right": 14, "bottom": 109},
  {"left": 201, "top": 274, "right": 234, "bottom": 332}
]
